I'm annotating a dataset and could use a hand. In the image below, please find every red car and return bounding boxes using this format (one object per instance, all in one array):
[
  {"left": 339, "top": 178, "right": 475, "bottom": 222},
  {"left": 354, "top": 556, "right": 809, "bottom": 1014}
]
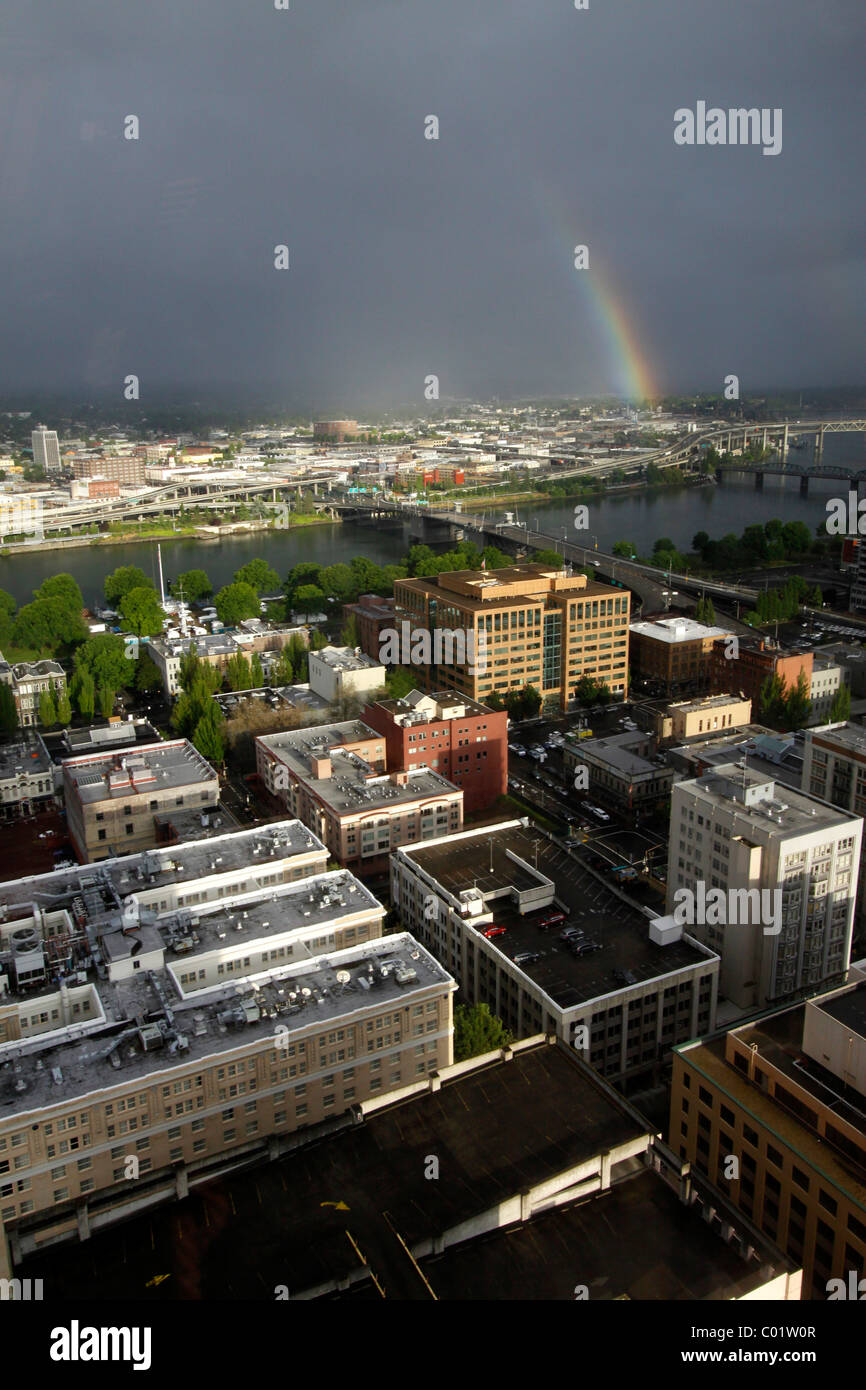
[
  {"left": 483, "top": 926, "right": 507, "bottom": 938},
  {"left": 537, "top": 911, "right": 566, "bottom": 930}
]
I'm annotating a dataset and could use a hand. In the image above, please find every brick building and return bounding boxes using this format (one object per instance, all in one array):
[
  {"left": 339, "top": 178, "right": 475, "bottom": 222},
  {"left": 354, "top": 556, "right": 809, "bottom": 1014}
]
[
  {"left": 343, "top": 594, "right": 396, "bottom": 663},
  {"left": 629, "top": 616, "right": 731, "bottom": 696},
  {"left": 361, "top": 689, "right": 507, "bottom": 812},
  {"left": 710, "top": 637, "right": 813, "bottom": 710}
]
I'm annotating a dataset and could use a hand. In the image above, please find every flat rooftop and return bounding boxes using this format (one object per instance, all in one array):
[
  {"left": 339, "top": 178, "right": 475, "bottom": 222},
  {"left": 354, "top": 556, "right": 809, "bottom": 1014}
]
[
  {"left": 398, "top": 571, "right": 616, "bottom": 612},
  {"left": 62, "top": 740, "right": 217, "bottom": 803},
  {"left": 371, "top": 690, "right": 492, "bottom": 722},
  {"left": 683, "top": 762, "right": 857, "bottom": 837},
  {"left": 630, "top": 617, "right": 730, "bottom": 644},
  {"left": 667, "top": 693, "right": 750, "bottom": 714},
  {"left": 0, "top": 933, "right": 448, "bottom": 1116},
  {"left": 815, "top": 982, "right": 866, "bottom": 1039},
  {"left": 402, "top": 828, "right": 712, "bottom": 1010},
  {"left": 312, "top": 645, "right": 383, "bottom": 673},
  {"left": 807, "top": 721, "right": 866, "bottom": 758},
  {"left": 0, "top": 819, "right": 325, "bottom": 912},
  {"left": 576, "top": 731, "right": 660, "bottom": 778},
  {"left": 213, "top": 685, "right": 330, "bottom": 717},
  {"left": 40, "top": 720, "right": 162, "bottom": 764},
  {"left": 0, "top": 738, "right": 52, "bottom": 781},
  {"left": 681, "top": 1010, "right": 866, "bottom": 1202}
]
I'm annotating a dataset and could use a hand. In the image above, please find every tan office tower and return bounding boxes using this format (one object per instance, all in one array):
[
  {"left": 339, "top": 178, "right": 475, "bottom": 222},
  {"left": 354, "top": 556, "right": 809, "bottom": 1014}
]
[
  {"left": 394, "top": 564, "right": 629, "bottom": 713},
  {"left": 31, "top": 426, "right": 61, "bottom": 475}
]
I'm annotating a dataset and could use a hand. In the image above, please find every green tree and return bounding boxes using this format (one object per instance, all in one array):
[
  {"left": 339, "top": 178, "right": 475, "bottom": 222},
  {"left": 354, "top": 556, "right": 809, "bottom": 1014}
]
[
  {"left": 785, "top": 670, "right": 812, "bottom": 730},
  {"left": 531, "top": 549, "right": 564, "bottom": 569},
  {"left": 319, "top": 563, "right": 357, "bottom": 604},
  {"left": 692, "top": 530, "right": 710, "bottom": 556},
  {"left": 171, "top": 569, "right": 212, "bottom": 603},
  {"left": 292, "top": 584, "right": 326, "bottom": 618},
  {"left": 758, "top": 672, "right": 787, "bottom": 728},
  {"left": 271, "top": 646, "right": 297, "bottom": 686},
  {"left": 134, "top": 654, "right": 163, "bottom": 694},
  {"left": 234, "top": 559, "right": 280, "bottom": 595},
  {"left": 340, "top": 612, "right": 361, "bottom": 648},
  {"left": 105, "top": 566, "right": 153, "bottom": 605},
  {"left": 250, "top": 653, "right": 264, "bottom": 689},
  {"left": 55, "top": 689, "right": 72, "bottom": 727},
  {"left": 385, "top": 666, "right": 415, "bottom": 698},
  {"left": 72, "top": 670, "right": 95, "bottom": 720},
  {"left": 781, "top": 521, "right": 812, "bottom": 556},
  {"left": 97, "top": 685, "right": 115, "bottom": 719},
  {"left": 0, "top": 682, "right": 18, "bottom": 733},
  {"left": 74, "top": 633, "right": 130, "bottom": 693},
  {"left": 0, "top": 589, "right": 16, "bottom": 643},
  {"left": 612, "top": 540, "right": 636, "bottom": 558},
  {"left": 283, "top": 561, "right": 323, "bottom": 599},
  {"left": 453, "top": 1002, "right": 512, "bottom": 1061},
  {"left": 38, "top": 688, "right": 57, "bottom": 727},
  {"left": 119, "top": 586, "right": 165, "bottom": 638},
  {"left": 215, "top": 581, "right": 260, "bottom": 627},
  {"left": 829, "top": 684, "right": 851, "bottom": 722},
  {"left": 192, "top": 702, "right": 226, "bottom": 767},
  {"left": 225, "top": 651, "right": 253, "bottom": 691}
]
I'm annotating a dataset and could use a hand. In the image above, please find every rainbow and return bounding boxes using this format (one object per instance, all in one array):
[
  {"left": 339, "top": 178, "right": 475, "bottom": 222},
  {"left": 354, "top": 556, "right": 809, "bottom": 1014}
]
[
  {"left": 541, "top": 183, "right": 657, "bottom": 401},
  {"left": 580, "top": 260, "right": 657, "bottom": 404}
]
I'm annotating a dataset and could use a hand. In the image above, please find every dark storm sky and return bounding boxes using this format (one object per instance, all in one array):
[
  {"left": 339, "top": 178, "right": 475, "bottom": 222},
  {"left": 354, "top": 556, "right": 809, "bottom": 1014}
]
[{"left": 1, "top": 0, "right": 863, "bottom": 410}]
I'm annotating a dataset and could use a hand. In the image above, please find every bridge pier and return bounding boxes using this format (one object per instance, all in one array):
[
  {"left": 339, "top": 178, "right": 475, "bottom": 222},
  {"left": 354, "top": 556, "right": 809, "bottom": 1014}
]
[
  {"left": 800, "top": 475, "right": 809, "bottom": 496},
  {"left": 815, "top": 426, "right": 825, "bottom": 462},
  {"left": 754, "top": 472, "right": 764, "bottom": 491},
  {"left": 781, "top": 424, "right": 789, "bottom": 460}
]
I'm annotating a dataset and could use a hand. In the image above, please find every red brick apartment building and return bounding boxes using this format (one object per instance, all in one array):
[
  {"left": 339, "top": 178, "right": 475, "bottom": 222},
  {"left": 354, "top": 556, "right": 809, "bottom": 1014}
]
[
  {"left": 711, "top": 638, "right": 813, "bottom": 707},
  {"left": 343, "top": 594, "right": 396, "bottom": 663},
  {"left": 362, "top": 690, "right": 507, "bottom": 812}
]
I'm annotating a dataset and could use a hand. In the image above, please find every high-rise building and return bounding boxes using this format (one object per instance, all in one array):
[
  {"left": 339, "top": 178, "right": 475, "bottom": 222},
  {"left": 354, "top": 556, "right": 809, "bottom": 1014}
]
[
  {"left": 30, "top": 426, "right": 61, "bottom": 475},
  {"left": 671, "top": 980, "right": 866, "bottom": 1300},
  {"left": 802, "top": 722, "right": 866, "bottom": 927},
  {"left": 393, "top": 564, "right": 630, "bottom": 713},
  {"left": 666, "top": 764, "right": 862, "bottom": 1009}
]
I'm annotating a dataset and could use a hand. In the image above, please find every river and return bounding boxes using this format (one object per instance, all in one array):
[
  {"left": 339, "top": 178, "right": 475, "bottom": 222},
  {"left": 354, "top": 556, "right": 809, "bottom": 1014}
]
[{"left": 0, "top": 433, "right": 862, "bottom": 606}]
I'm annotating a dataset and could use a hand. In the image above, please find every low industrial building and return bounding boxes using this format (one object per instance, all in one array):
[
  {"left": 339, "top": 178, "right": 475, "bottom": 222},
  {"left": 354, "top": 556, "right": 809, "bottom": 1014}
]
[
  {"left": 391, "top": 820, "right": 719, "bottom": 1082},
  {"left": 671, "top": 980, "right": 866, "bottom": 1300},
  {"left": 62, "top": 739, "right": 220, "bottom": 862}
]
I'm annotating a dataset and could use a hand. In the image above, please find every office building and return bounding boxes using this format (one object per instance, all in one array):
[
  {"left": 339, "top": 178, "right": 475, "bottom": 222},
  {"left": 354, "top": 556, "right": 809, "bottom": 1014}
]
[
  {"left": 361, "top": 689, "right": 507, "bottom": 811},
  {"left": 630, "top": 616, "right": 731, "bottom": 696},
  {"left": 666, "top": 765, "right": 862, "bottom": 1009},
  {"left": 0, "top": 824, "right": 452, "bottom": 1260},
  {"left": 146, "top": 625, "right": 308, "bottom": 698},
  {"left": 30, "top": 426, "right": 62, "bottom": 475},
  {"left": 72, "top": 455, "right": 147, "bottom": 487},
  {"left": 809, "top": 657, "right": 847, "bottom": 725},
  {"left": 671, "top": 981, "right": 866, "bottom": 1300},
  {"left": 802, "top": 721, "right": 866, "bottom": 925},
  {"left": 394, "top": 564, "right": 630, "bottom": 713},
  {"left": 62, "top": 740, "right": 220, "bottom": 862},
  {"left": 392, "top": 821, "right": 719, "bottom": 1081},
  {"left": 257, "top": 721, "right": 463, "bottom": 873}
]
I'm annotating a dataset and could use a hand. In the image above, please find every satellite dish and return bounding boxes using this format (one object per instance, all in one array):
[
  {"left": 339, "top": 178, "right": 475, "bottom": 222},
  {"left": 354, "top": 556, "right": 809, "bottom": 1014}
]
[
  {"left": 335, "top": 970, "right": 351, "bottom": 984},
  {"left": 300, "top": 987, "right": 312, "bottom": 998}
]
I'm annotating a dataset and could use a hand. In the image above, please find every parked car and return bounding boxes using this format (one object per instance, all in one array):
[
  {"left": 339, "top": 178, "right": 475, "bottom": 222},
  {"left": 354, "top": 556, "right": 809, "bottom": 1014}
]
[
  {"left": 513, "top": 951, "right": 541, "bottom": 966},
  {"left": 537, "top": 910, "right": 566, "bottom": 930},
  {"left": 570, "top": 939, "right": 602, "bottom": 956},
  {"left": 483, "top": 925, "right": 506, "bottom": 938}
]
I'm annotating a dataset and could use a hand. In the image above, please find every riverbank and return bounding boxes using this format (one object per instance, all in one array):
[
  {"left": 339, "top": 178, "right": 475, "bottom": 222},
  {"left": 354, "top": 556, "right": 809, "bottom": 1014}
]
[
  {"left": 0, "top": 513, "right": 338, "bottom": 557},
  {"left": 440, "top": 471, "right": 712, "bottom": 510}
]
